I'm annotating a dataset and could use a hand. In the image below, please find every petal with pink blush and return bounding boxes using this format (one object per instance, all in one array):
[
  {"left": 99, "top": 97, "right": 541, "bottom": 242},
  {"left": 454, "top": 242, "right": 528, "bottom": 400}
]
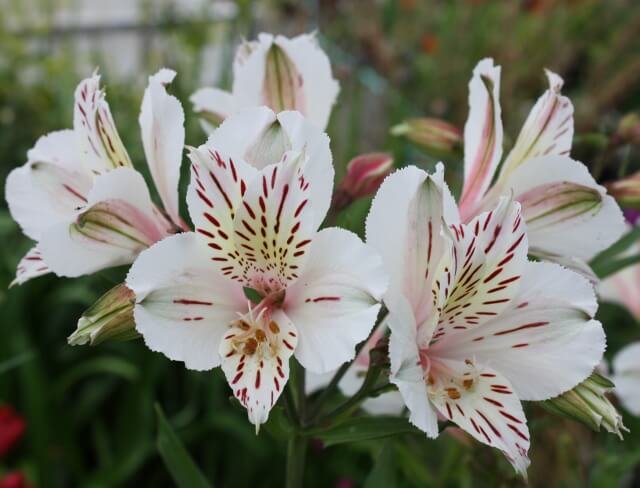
[
  {"left": 459, "top": 59, "right": 503, "bottom": 220},
  {"left": 139, "top": 68, "right": 186, "bottom": 228},
  {"left": 499, "top": 70, "right": 573, "bottom": 180}
]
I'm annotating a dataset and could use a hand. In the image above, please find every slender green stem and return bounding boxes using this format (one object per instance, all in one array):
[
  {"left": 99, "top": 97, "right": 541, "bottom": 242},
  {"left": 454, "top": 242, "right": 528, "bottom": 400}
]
[
  {"left": 317, "top": 364, "right": 384, "bottom": 425},
  {"left": 286, "top": 434, "right": 308, "bottom": 488}
]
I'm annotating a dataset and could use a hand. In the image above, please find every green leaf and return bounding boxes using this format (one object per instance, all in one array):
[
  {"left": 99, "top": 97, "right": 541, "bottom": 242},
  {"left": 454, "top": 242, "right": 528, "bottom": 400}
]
[
  {"left": 0, "top": 349, "right": 35, "bottom": 375},
  {"left": 243, "top": 286, "right": 263, "bottom": 304},
  {"left": 155, "top": 404, "right": 213, "bottom": 488},
  {"left": 593, "top": 253, "right": 640, "bottom": 279},
  {"left": 310, "top": 416, "right": 420, "bottom": 447},
  {"left": 364, "top": 442, "right": 396, "bottom": 488},
  {"left": 590, "top": 226, "right": 640, "bottom": 271}
]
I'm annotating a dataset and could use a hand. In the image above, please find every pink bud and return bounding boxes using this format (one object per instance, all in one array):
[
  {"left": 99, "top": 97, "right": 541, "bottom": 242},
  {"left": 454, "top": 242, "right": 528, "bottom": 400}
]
[
  {"left": 606, "top": 172, "right": 640, "bottom": 210},
  {"left": 333, "top": 153, "right": 393, "bottom": 211},
  {"left": 391, "top": 117, "right": 462, "bottom": 153}
]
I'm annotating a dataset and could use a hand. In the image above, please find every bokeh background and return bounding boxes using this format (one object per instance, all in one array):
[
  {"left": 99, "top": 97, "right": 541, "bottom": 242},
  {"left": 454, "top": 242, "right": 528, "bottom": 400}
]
[{"left": 1, "top": 0, "right": 640, "bottom": 486}]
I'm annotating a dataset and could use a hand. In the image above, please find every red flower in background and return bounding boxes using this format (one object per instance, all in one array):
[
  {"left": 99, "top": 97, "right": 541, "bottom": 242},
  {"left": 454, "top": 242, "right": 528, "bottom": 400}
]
[
  {"left": 0, "top": 472, "right": 31, "bottom": 488},
  {"left": 0, "top": 406, "right": 25, "bottom": 458}
]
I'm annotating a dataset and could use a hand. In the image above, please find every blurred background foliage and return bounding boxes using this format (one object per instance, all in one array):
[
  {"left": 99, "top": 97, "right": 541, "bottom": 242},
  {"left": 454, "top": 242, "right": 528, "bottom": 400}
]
[{"left": 1, "top": 0, "right": 640, "bottom": 486}]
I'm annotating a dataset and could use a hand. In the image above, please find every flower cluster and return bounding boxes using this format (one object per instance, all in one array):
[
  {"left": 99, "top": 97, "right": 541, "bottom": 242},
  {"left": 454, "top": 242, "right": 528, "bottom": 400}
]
[{"left": 4, "top": 32, "right": 633, "bottom": 475}]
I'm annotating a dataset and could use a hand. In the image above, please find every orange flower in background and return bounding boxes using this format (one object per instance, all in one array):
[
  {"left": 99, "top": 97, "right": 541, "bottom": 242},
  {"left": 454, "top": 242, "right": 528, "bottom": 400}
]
[{"left": 420, "top": 33, "right": 439, "bottom": 55}]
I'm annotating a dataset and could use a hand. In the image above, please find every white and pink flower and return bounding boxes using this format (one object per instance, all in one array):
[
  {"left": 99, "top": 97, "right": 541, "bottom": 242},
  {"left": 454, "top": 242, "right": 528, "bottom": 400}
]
[
  {"left": 366, "top": 164, "right": 605, "bottom": 473},
  {"left": 458, "top": 59, "right": 625, "bottom": 277},
  {"left": 191, "top": 33, "right": 340, "bottom": 132},
  {"left": 126, "top": 110, "right": 386, "bottom": 429},
  {"left": 5, "top": 69, "right": 187, "bottom": 285}
]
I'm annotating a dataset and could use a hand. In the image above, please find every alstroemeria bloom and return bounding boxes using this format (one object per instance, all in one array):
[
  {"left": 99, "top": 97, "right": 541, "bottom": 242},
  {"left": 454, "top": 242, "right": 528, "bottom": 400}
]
[
  {"left": 5, "top": 69, "right": 187, "bottom": 284},
  {"left": 366, "top": 165, "right": 605, "bottom": 473},
  {"left": 612, "top": 342, "right": 640, "bottom": 416},
  {"left": 191, "top": 33, "right": 339, "bottom": 132},
  {"left": 457, "top": 59, "right": 624, "bottom": 276},
  {"left": 126, "top": 113, "right": 386, "bottom": 429}
]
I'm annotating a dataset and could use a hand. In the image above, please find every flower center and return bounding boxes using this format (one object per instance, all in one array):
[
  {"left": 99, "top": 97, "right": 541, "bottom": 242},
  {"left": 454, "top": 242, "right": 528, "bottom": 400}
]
[
  {"left": 227, "top": 307, "right": 283, "bottom": 360},
  {"left": 420, "top": 352, "right": 479, "bottom": 402}
]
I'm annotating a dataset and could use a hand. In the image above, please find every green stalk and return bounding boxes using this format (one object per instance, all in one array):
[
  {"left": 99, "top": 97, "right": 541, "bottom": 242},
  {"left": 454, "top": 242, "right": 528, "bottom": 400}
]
[{"left": 286, "top": 434, "right": 308, "bottom": 488}]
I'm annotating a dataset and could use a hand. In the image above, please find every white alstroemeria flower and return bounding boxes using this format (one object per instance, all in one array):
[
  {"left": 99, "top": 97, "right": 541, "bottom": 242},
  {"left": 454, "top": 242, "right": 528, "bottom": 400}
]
[
  {"left": 191, "top": 33, "right": 339, "bottom": 132},
  {"left": 126, "top": 113, "right": 386, "bottom": 429},
  {"left": 366, "top": 165, "right": 605, "bottom": 474},
  {"left": 457, "top": 59, "right": 625, "bottom": 277},
  {"left": 612, "top": 342, "right": 640, "bottom": 416},
  {"left": 5, "top": 69, "right": 187, "bottom": 284}
]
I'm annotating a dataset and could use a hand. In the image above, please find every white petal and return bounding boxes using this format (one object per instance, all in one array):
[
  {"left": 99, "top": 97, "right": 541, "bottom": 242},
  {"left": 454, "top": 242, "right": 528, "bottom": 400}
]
[
  {"left": 205, "top": 106, "right": 279, "bottom": 169},
  {"left": 39, "top": 168, "right": 168, "bottom": 277},
  {"left": 428, "top": 360, "right": 530, "bottom": 475},
  {"left": 190, "top": 87, "right": 237, "bottom": 133},
  {"left": 139, "top": 68, "right": 185, "bottom": 228},
  {"left": 5, "top": 148, "right": 92, "bottom": 241},
  {"left": 431, "top": 261, "right": 605, "bottom": 401},
  {"left": 126, "top": 232, "right": 247, "bottom": 371},
  {"left": 499, "top": 70, "right": 573, "bottom": 180},
  {"left": 277, "top": 111, "right": 334, "bottom": 228},
  {"left": 612, "top": 342, "right": 640, "bottom": 416},
  {"left": 366, "top": 165, "right": 458, "bottom": 321},
  {"left": 231, "top": 34, "right": 273, "bottom": 109},
  {"left": 388, "top": 296, "right": 439, "bottom": 437},
  {"left": 73, "top": 73, "right": 132, "bottom": 172},
  {"left": 220, "top": 309, "right": 298, "bottom": 429},
  {"left": 491, "top": 155, "right": 626, "bottom": 261},
  {"left": 232, "top": 152, "right": 317, "bottom": 291},
  {"left": 431, "top": 198, "right": 529, "bottom": 342},
  {"left": 284, "top": 227, "right": 386, "bottom": 374},
  {"left": 274, "top": 33, "right": 340, "bottom": 129},
  {"left": 459, "top": 59, "right": 503, "bottom": 220},
  {"left": 204, "top": 109, "right": 334, "bottom": 226},
  {"left": 11, "top": 246, "right": 50, "bottom": 286},
  {"left": 26, "top": 129, "right": 86, "bottom": 173},
  {"left": 186, "top": 144, "right": 257, "bottom": 280}
]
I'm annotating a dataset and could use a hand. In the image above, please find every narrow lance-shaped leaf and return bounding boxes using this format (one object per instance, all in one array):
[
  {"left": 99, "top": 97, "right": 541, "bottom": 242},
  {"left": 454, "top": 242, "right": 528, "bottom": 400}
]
[{"left": 155, "top": 404, "right": 213, "bottom": 488}]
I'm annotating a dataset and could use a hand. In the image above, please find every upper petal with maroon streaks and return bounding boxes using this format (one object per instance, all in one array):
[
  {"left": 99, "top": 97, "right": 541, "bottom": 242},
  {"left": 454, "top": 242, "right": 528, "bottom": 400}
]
[
  {"left": 498, "top": 70, "right": 573, "bottom": 181},
  {"left": 73, "top": 72, "right": 132, "bottom": 173}
]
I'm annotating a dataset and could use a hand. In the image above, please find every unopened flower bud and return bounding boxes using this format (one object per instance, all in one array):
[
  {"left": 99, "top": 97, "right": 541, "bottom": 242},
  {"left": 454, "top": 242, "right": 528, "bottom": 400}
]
[
  {"left": 68, "top": 283, "right": 138, "bottom": 346},
  {"left": 543, "top": 372, "right": 627, "bottom": 439},
  {"left": 391, "top": 117, "right": 462, "bottom": 153},
  {"left": 614, "top": 113, "right": 640, "bottom": 145},
  {"left": 606, "top": 172, "right": 640, "bottom": 209},
  {"left": 332, "top": 153, "right": 393, "bottom": 211}
]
